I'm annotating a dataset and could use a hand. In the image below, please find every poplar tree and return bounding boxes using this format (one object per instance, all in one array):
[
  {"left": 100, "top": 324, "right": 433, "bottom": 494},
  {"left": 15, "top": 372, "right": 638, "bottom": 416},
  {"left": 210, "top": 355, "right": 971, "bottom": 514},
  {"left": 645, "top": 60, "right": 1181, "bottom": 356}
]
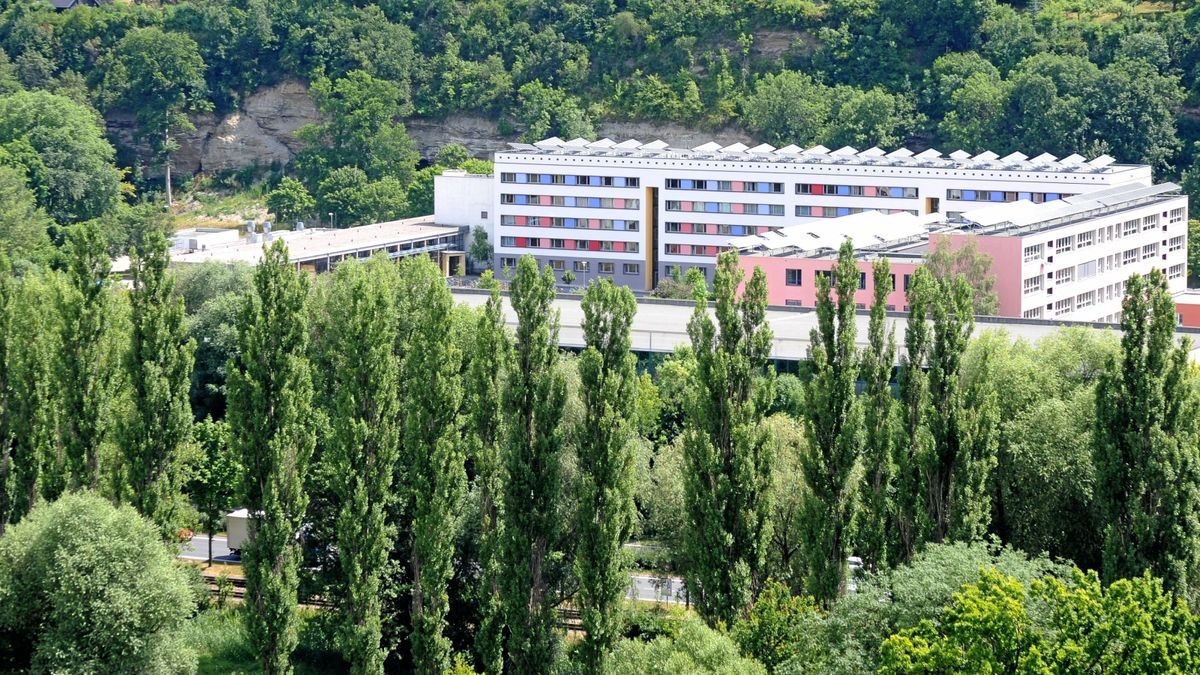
[
  {"left": 925, "top": 275, "right": 997, "bottom": 542},
  {"left": 501, "top": 256, "right": 567, "bottom": 671},
  {"left": 800, "top": 241, "right": 864, "bottom": 605},
  {"left": 682, "top": 250, "right": 775, "bottom": 626},
  {"left": 397, "top": 256, "right": 465, "bottom": 674},
  {"left": 324, "top": 258, "right": 400, "bottom": 675},
  {"left": 123, "top": 228, "right": 195, "bottom": 531},
  {"left": 5, "top": 272, "right": 57, "bottom": 523},
  {"left": 466, "top": 271, "right": 510, "bottom": 675},
  {"left": 57, "top": 222, "right": 118, "bottom": 489},
  {"left": 575, "top": 279, "right": 638, "bottom": 670},
  {"left": 227, "top": 240, "right": 316, "bottom": 675},
  {"left": 894, "top": 267, "right": 933, "bottom": 561},
  {"left": 859, "top": 257, "right": 897, "bottom": 572},
  {"left": 1095, "top": 270, "right": 1200, "bottom": 599},
  {"left": 0, "top": 263, "right": 14, "bottom": 535}
]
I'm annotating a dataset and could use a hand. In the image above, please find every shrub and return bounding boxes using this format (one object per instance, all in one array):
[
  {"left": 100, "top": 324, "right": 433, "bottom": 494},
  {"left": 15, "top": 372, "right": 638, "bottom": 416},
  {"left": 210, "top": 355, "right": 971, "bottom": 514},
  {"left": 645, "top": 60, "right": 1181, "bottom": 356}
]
[{"left": 0, "top": 492, "right": 198, "bottom": 674}]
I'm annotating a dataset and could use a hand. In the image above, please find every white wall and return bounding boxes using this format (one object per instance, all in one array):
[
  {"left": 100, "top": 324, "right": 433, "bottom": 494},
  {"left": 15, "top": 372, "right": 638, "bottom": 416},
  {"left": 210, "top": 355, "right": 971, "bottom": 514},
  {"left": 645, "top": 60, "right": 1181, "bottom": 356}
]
[{"left": 434, "top": 171, "right": 495, "bottom": 242}]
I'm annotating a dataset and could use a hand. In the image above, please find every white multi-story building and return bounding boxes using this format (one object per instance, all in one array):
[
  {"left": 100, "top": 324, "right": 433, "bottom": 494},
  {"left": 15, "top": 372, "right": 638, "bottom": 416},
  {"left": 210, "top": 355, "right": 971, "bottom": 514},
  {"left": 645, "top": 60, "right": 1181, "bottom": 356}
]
[
  {"left": 435, "top": 137, "right": 1156, "bottom": 290},
  {"left": 732, "top": 181, "right": 1187, "bottom": 323}
]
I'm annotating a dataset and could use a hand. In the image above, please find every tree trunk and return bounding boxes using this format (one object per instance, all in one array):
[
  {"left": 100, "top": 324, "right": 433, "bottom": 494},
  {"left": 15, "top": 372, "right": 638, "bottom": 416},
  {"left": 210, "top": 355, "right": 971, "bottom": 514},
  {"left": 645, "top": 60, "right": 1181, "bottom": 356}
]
[
  {"left": 208, "top": 532, "right": 214, "bottom": 567},
  {"left": 164, "top": 129, "right": 173, "bottom": 208}
]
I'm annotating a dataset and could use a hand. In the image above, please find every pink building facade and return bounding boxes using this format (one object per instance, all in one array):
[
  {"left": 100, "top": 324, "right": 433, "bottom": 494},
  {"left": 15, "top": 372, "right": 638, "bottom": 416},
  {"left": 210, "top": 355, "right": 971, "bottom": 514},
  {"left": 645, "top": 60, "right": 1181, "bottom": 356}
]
[{"left": 739, "top": 255, "right": 922, "bottom": 311}]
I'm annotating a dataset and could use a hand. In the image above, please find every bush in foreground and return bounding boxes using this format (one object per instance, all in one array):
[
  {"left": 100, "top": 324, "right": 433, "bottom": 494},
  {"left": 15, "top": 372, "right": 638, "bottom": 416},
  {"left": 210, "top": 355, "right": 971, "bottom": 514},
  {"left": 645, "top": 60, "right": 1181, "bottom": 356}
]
[{"left": 0, "top": 492, "right": 197, "bottom": 673}]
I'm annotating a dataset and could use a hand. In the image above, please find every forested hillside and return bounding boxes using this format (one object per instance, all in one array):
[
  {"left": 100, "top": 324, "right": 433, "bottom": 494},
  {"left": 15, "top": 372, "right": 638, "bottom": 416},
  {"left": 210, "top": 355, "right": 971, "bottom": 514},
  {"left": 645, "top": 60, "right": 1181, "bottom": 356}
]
[{"left": 1, "top": 0, "right": 1200, "bottom": 243}]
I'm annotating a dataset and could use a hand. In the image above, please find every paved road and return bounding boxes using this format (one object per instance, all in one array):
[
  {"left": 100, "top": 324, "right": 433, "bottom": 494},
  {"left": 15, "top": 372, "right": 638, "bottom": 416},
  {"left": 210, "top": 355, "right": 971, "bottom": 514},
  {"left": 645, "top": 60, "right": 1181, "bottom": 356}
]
[
  {"left": 180, "top": 533, "right": 686, "bottom": 605},
  {"left": 180, "top": 533, "right": 237, "bottom": 563}
]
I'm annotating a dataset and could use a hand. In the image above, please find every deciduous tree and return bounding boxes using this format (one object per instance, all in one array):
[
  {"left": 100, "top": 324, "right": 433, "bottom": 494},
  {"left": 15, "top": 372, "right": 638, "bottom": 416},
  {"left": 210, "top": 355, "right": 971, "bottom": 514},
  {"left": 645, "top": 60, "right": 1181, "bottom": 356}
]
[
  {"left": 800, "top": 241, "right": 863, "bottom": 605},
  {"left": 859, "top": 257, "right": 897, "bottom": 571},
  {"left": 575, "top": 278, "right": 638, "bottom": 670},
  {"left": 682, "top": 250, "right": 775, "bottom": 626},
  {"left": 227, "top": 240, "right": 316, "bottom": 674},
  {"left": 501, "top": 256, "right": 567, "bottom": 671}
]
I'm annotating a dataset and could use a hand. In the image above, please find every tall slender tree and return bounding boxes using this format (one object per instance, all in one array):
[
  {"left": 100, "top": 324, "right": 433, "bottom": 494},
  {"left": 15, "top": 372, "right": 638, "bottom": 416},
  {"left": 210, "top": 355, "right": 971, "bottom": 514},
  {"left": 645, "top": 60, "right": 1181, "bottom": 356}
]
[
  {"left": 894, "top": 267, "right": 933, "bottom": 561},
  {"left": 466, "top": 272, "right": 510, "bottom": 675},
  {"left": 800, "top": 241, "right": 864, "bottom": 605},
  {"left": 575, "top": 278, "right": 638, "bottom": 670},
  {"left": 859, "top": 257, "right": 897, "bottom": 572},
  {"left": 57, "top": 222, "right": 118, "bottom": 490},
  {"left": 323, "top": 258, "right": 400, "bottom": 675},
  {"left": 6, "top": 271, "right": 58, "bottom": 522},
  {"left": 123, "top": 228, "right": 195, "bottom": 531},
  {"left": 1095, "top": 270, "right": 1200, "bottom": 600},
  {"left": 397, "top": 256, "right": 465, "bottom": 674},
  {"left": 501, "top": 256, "right": 567, "bottom": 671},
  {"left": 0, "top": 260, "right": 14, "bottom": 536},
  {"left": 924, "top": 275, "right": 997, "bottom": 542},
  {"left": 682, "top": 250, "right": 775, "bottom": 626},
  {"left": 227, "top": 240, "right": 316, "bottom": 675}
]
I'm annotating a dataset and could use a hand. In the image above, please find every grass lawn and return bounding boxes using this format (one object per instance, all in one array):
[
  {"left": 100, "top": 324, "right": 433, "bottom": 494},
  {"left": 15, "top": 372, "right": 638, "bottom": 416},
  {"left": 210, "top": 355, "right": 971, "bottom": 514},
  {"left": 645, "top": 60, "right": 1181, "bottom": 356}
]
[{"left": 184, "top": 607, "right": 347, "bottom": 675}]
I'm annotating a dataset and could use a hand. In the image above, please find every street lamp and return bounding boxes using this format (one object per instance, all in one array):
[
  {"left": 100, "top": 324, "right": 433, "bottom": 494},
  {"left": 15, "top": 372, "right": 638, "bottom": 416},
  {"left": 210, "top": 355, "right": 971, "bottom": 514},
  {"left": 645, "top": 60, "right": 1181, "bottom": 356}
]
[{"left": 329, "top": 212, "right": 335, "bottom": 229}]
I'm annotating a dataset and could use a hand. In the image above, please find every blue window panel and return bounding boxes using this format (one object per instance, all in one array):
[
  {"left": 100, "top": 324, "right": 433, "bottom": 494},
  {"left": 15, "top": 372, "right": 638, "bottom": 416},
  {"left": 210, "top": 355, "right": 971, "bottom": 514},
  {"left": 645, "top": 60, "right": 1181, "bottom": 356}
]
[
  {"left": 757, "top": 182, "right": 770, "bottom": 193},
  {"left": 563, "top": 196, "right": 575, "bottom": 207},
  {"left": 990, "top": 191, "right": 1003, "bottom": 201},
  {"left": 837, "top": 185, "right": 851, "bottom": 196},
  {"left": 589, "top": 176, "right": 602, "bottom": 186},
  {"left": 963, "top": 190, "right": 976, "bottom": 200},
  {"left": 588, "top": 197, "right": 602, "bottom": 208},
  {"left": 1018, "top": 192, "right": 1032, "bottom": 201},
  {"left": 1046, "top": 193, "right": 1060, "bottom": 201},
  {"left": 614, "top": 177, "right": 626, "bottom": 187},
  {"left": 682, "top": 179, "right": 695, "bottom": 189},
  {"left": 837, "top": 207, "right": 850, "bottom": 216},
  {"left": 565, "top": 218, "right": 576, "bottom": 228},
  {"left": 539, "top": 174, "right": 552, "bottom": 184},
  {"left": 516, "top": 173, "right": 528, "bottom": 184},
  {"left": 757, "top": 204, "right": 771, "bottom": 215},
  {"left": 707, "top": 180, "right": 718, "bottom": 190},
  {"left": 565, "top": 175, "right": 577, "bottom": 185},
  {"left": 614, "top": 220, "right": 626, "bottom": 230},
  {"left": 731, "top": 225, "right": 745, "bottom": 235},
  {"left": 706, "top": 202, "right": 719, "bottom": 213},
  {"left": 889, "top": 187, "right": 903, "bottom": 198},
  {"left": 515, "top": 195, "right": 528, "bottom": 205}
]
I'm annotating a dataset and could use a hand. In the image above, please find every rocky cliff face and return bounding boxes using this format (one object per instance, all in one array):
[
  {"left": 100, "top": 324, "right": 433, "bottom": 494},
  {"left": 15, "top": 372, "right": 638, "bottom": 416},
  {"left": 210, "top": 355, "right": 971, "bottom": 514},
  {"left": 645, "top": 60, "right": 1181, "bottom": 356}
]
[{"left": 108, "top": 79, "right": 755, "bottom": 177}]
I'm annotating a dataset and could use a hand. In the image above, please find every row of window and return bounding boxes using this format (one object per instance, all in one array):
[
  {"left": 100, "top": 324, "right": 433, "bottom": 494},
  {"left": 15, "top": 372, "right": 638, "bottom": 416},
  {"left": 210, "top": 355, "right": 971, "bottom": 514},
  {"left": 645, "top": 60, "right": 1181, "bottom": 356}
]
[
  {"left": 499, "top": 237, "right": 640, "bottom": 253},
  {"left": 664, "top": 201, "right": 785, "bottom": 215},
  {"left": 501, "top": 194, "right": 640, "bottom": 210},
  {"left": 499, "top": 215, "right": 640, "bottom": 231},
  {"left": 665, "top": 244, "right": 722, "bottom": 257},
  {"left": 783, "top": 269, "right": 908, "bottom": 291},
  {"left": 664, "top": 222, "right": 771, "bottom": 236},
  {"left": 1022, "top": 216, "right": 1176, "bottom": 262},
  {"left": 1024, "top": 282, "right": 1133, "bottom": 320},
  {"left": 500, "top": 173, "right": 640, "bottom": 187},
  {"left": 948, "top": 189, "right": 1071, "bottom": 203},
  {"left": 498, "top": 257, "right": 641, "bottom": 276},
  {"left": 665, "top": 178, "right": 783, "bottom": 193},
  {"left": 798, "top": 205, "right": 919, "bottom": 218},
  {"left": 798, "top": 184, "right": 918, "bottom": 199},
  {"left": 1026, "top": 244, "right": 1180, "bottom": 294}
]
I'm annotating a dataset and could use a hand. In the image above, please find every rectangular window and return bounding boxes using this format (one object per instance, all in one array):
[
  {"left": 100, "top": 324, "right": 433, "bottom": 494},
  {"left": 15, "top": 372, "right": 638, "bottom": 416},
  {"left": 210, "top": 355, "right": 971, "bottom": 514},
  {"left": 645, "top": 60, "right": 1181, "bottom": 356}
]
[
  {"left": 1123, "top": 220, "right": 1140, "bottom": 237},
  {"left": 500, "top": 257, "right": 517, "bottom": 269},
  {"left": 1076, "top": 230, "right": 1094, "bottom": 248},
  {"left": 1142, "top": 243, "right": 1158, "bottom": 260},
  {"left": 1055, "top": 297, "right": 1074, "bottom": 316},
  {"left": 1023, "top": 276, "right": 1042, "bottom": 294},
  {"left": 1143, "top": 215, "right": 1159, "bottom": 230},
  {"left": 627, "top": 242, "right": 640, "bottom": 254},
  {"left": 500, "top": 236, "right": 516, "bottom": 247},
  {"left": 551, "top": 239, "right": 565, "bottom": 249},
  {"left": 1123, "top": 248, "right": 1138, "bottom": 265},
  {"left": 623, "top": 263, "right": 639, "bottom": 275},
  {"left": 527, "top": 238, "right": 541, "bottom": 248},
  {"left": 1077, "top": 260, "right": 1097, "bottom": 280},
  {"left": 598, "top": 262, "right": 614, "bottom": 274},
  {"left": 1054, "top": 267, "right": 1074, "bottom": 284},
  {"left": 786, "top": 269, "right": 802, "bottom": 286},
  {"left": 858, "top": 272, "right": 867, "bottom": 290},
  {"left": 1023, "top": 307, "right": 1043, "bottom": 319},
  {"left": 1023, "top": 243, "right": 1043, "bottom": 262},
  {"left": 1055, "top": 235, "right": 1075, "bottom": 253},
  {"left": 1170, "top": 235, "right": 1185, "bottom": 252},
  {"left": 785, "top": 299, "right": 802, "bottom": 307},
  {"left": 1170, "top": 263, "right": 1185, "bottom": 279},
  {"left": 549, "top": 260, "right": 565, "bottom": 271},
  {"left": 574, "top": 260, "right": 590, "bottom": 272},
  {"left": 1077, "top": 290, "right": 1096, "bottom": 309}
]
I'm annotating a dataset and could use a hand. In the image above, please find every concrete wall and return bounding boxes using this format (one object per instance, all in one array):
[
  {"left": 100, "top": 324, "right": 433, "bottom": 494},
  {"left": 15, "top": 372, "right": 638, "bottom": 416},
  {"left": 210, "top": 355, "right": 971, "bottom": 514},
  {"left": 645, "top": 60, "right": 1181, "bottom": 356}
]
[{"left": 434, "top": 172, "right": 495, "bottom": 243}]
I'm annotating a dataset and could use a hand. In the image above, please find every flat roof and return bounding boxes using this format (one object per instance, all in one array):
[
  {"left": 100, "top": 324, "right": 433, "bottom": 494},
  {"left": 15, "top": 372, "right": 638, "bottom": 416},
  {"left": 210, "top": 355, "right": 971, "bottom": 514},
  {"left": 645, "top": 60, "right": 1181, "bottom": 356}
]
[
  {"left": 169, "top": 217, "right": 458, "bottom": 266},
  {"left": 501, "top": 137, "right": 1146, "bottom": 176},
  {"left": 736, "top": 182, "right": 1184, "bottom": 260}
]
